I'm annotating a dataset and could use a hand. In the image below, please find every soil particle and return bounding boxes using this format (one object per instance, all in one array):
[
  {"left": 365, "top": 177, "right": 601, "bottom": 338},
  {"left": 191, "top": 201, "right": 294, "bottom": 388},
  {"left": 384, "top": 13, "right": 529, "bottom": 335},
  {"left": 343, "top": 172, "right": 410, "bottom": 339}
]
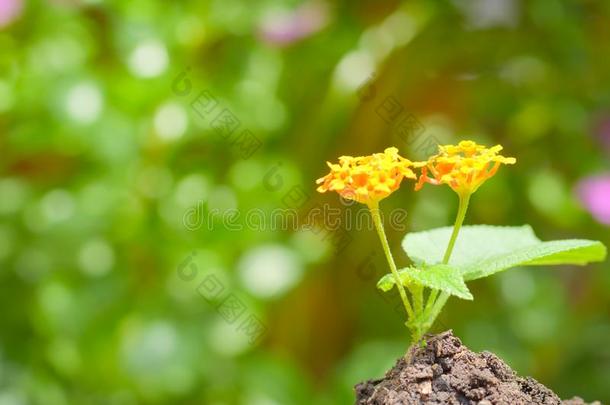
[{"left": 355, "top": 331, "right": 600, "bottom": 405}]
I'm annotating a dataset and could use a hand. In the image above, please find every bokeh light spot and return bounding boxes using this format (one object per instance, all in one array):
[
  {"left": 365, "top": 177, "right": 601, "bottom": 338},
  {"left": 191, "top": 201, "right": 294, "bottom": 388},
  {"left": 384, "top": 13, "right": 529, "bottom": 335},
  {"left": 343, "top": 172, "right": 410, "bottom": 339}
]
[
  {"left": 208, "top": 186, "right": 238, "bottom": 214},
  {"left": 128, "top": 40, "right": 169, "bottom": 78},
  {"left": 499, "top": 268, "right": 536, "bottom": 307},
  {"left": 41, "top": 189, "right": 75, "bottom": 223},
  {"left": 208, "top": 318, "right": 251, "bottom": 356},
  {"left": 65, "top": 82, "right": 103, "bottom": 124},
  {"left": 154, "top": 102, "right": 188, "bottom": 141},
  {"left": 238, "top": 244, "right": 303, "bottom": 299},
  {"left": 78, "top": 238, "right": 115, "bottom": 277},
  {"left": 0, "top": 178, "right": 28, "bottom": 215},
  {"left": 334, "top": 50, "right": 375, "bottom": 92}
]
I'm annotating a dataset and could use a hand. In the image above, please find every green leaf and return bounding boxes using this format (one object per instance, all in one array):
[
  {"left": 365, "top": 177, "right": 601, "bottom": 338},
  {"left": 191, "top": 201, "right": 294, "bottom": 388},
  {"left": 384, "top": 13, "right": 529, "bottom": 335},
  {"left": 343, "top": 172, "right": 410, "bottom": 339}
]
[
  {"left": 377, "top": 264, "right": 473, "bottom": 300},
  {"left": 462, "top": 239, "right": 607, "bottom": 281},
  {"left": 402, "top": 225, "right": 607, "bottom": 281},
  {"left": 403, "top": 225, "right": 540, "bottom": 267}
]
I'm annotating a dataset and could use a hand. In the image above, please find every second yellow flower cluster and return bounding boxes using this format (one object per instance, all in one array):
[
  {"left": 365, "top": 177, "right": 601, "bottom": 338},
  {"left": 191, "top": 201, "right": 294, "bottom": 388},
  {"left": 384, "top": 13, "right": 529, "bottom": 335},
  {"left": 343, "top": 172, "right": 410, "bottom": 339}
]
[{"left": 316, "top": 140, "right": 515, "bottom": 205}]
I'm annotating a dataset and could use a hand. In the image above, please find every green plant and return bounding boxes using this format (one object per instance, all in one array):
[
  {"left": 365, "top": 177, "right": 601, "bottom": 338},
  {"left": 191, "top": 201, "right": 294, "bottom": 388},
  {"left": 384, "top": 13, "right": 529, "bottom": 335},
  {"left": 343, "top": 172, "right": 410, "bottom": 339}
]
[{"left": 316, "top": 141, "right": 607, "bottom": 344}]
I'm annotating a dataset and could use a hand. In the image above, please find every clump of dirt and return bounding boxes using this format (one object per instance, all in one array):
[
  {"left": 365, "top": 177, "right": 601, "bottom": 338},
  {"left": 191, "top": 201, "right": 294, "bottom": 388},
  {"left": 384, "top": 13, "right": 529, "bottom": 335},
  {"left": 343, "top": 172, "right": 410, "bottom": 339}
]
[{"left": 355, "top": 331, "right": 599, "bottom": 405}]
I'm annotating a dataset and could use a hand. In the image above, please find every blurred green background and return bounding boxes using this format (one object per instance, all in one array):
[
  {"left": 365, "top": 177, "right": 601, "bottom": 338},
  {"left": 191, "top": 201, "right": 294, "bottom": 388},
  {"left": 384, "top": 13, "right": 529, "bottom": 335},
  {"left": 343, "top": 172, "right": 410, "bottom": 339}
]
[{"left": 2, "top": 0, "right": 610, "bottom": 403}]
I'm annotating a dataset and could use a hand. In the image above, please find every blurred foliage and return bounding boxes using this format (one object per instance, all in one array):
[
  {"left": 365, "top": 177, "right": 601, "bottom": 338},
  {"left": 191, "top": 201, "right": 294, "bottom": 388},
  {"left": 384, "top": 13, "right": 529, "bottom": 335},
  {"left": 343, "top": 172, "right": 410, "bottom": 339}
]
[{"left": 1, "top": 0, "right": 610, "bottom": 404}]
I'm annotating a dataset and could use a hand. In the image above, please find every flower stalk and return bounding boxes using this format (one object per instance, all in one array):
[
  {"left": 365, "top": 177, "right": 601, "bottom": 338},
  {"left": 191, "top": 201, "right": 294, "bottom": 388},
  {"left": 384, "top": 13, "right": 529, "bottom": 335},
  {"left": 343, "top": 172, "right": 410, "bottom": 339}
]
[
  {"left": 422, "top": 192, "right": 471, "bottom": 333},
  {"left": 443, "top": 193, "right": 471, "bottom": 264},
  {"left": 369, "top": 202, "right": 414, "bottom": 320}
]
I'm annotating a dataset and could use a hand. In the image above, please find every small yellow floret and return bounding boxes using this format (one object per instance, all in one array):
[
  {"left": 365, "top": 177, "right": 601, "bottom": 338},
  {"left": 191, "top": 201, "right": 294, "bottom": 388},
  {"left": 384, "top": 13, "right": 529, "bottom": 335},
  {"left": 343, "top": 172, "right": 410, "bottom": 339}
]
[
  {"left": 415, "top": 140, "right": 516, "bottom": 196},
  {"left": 316, "top": 147, "right": 416, "bottom": 205}
]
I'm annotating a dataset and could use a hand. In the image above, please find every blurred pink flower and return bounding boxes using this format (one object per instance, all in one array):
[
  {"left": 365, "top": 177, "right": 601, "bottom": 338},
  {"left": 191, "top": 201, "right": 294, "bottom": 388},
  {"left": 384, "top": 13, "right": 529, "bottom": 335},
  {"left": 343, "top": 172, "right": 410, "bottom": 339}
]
[
  {"left": 0, "top": 0, "right": 22, "bottom": 28},
  {"left": 577, "top": 174, "right": 610, "bottom": 226},
  {"left": 258, "top": 1, "right": 329, "bottom": 46}
]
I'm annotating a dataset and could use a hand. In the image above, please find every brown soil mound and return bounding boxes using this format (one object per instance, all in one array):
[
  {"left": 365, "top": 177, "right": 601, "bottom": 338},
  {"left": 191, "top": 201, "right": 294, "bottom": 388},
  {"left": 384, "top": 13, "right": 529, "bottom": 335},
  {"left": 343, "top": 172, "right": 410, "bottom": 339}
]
[{"left": 355, "top": 331, "right": 599, "bottom": 405}]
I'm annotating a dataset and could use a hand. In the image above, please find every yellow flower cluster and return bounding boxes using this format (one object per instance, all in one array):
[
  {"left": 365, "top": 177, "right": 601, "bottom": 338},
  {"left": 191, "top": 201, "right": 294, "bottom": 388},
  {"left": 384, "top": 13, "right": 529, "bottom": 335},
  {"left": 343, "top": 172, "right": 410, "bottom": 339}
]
[
  {"left": 316, "top": 147, "right": 416, "bottom": 205},
  {"left": 415, "top": 140, "right": 516, "bottom": 196},
  {"left": 316, "top": 141, "right": 515, "bottom": 203}
]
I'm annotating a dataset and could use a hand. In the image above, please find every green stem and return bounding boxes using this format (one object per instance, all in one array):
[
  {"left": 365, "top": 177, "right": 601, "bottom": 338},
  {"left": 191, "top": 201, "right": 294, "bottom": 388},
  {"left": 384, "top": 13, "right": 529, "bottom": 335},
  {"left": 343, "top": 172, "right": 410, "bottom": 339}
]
[
  {"left": 443, "top": 193, "right": 471, "bottom": 264},
  {"left": 369, "top": 202, "right": 414, "bottom": 320},
  {"left": 423, "top": 193, "right": 471, "bottom": 330},
  {"left": 424, "top": 291, "right": 449, "bottom": 331},
  {"left": 413, "top": 284, "right": 424, "bottom": 316},
  {"left": 423, "top": 288, "right": 438, "bottom": 319}
]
